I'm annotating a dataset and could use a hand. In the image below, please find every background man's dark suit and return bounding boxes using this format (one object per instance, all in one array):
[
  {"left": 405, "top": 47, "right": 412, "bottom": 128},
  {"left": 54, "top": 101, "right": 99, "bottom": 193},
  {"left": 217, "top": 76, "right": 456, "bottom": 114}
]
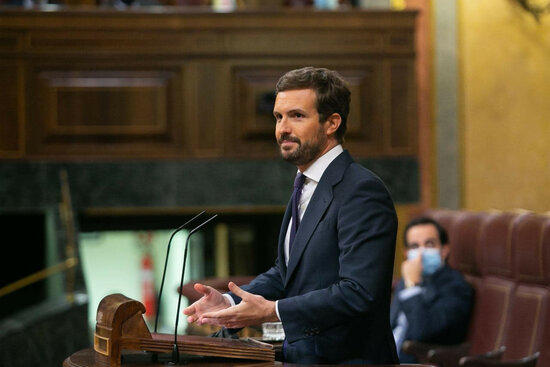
[
  {"left": 233, "top": 150, "right": 399, "bottom": 364},
  {"left": 390, "top": 264, "right": 473, "bottom": 363}
]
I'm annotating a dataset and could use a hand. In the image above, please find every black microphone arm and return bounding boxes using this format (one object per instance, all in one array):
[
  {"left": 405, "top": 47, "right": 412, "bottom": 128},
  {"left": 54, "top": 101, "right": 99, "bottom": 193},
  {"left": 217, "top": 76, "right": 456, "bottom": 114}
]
[
  {"left": 172, "top": 214, "right": 218, "bottom": 364},
  {"left": 153, "top": 211, "right": 206, "bottom": 333}
]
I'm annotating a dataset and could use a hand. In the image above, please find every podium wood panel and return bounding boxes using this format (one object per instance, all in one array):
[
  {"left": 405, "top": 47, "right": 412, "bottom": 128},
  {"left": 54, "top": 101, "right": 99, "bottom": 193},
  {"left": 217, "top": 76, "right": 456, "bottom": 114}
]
[
  {"left": 63, "top": 348, "right": 275, "bottom": 367},
  {"left": 64, "top": 348, "right": 435, "bottom": 367}
]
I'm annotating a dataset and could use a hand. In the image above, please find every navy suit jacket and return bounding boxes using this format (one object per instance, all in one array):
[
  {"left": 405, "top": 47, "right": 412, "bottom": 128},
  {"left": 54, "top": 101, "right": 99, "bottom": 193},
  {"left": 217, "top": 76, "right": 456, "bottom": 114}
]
[
  {"left": 235, "top": 150, "right": 399, "bottom": 364},
  {"left": 390, "top": 264, "right": 474, "bottom": 363}
]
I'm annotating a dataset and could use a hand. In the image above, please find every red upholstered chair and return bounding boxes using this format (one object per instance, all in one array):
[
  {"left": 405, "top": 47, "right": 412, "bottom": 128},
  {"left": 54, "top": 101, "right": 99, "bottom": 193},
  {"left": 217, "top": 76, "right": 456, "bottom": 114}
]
[
  {"left": 544, "top": 215, "right": 550, "bottom": 285},
  {"left": 466, "top": 276, "right": 515, "bottom": 356},
  {"left": 459, "top": 352, "right": 540, "bottom": 367},
  {"left": 402, "top": 210, "right": 492, "bottom": 367},
  {"left": 512, "top": 213, "right": 550, "bottom": 285},
  {"left": 462, "top": 213, "right": 549, "bottom": 361},
  {"left": 479, "top": 212, "right": 519, "bottom": 279},
  {"left": 538, "top": 215, "right": 550, "bottom": 367},
  {"left": 504, "top": 213, "right": 550, "bottom": 365},
  {"left": 466, "top": 212, "right": 521, "bottom": 355},
  {"left": 537, "top": 295, "right": 550, "bottom": 367},
  {"left": 402, "top": 211, "right": 550, "bottom": 367},
  {"left": 500, "top": 285, "right": 548, "bottom": 361},
  {"left": 423, "top": 208, "right": 460, "bottom": 238},
  {"left": 403, "top": 212, "right": 518, "bottom": 366},
  {"left": 447, "top": 211, "right": 488, "bottom": 281}
]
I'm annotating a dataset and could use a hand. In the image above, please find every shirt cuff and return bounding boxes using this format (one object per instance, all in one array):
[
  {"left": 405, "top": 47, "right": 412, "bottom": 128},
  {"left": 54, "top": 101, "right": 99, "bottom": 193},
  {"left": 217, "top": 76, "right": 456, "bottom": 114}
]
[
  {"left": 223, "top": 293, "right": 236, "bottom": 306},
  {"left": 398, "top": 285, "right": 422, "bottom": 301},
  {"left": 275, "top": 300, "right": 281, "bottom": 321}
]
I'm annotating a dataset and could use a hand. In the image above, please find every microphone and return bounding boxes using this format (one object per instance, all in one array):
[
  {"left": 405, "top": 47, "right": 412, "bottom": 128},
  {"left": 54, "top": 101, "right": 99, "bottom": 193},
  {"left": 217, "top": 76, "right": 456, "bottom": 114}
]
[
  {"left": 153, "top": 211, "right": 206, "bottom": 333},
  {"left": 172, "top": 214, "right": 218, "bottom": 364}
]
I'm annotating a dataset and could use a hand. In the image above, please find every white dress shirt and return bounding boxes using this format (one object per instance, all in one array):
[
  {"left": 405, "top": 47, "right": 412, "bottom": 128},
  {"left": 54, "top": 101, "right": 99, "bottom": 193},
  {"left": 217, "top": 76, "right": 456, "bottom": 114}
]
[
  {"left": 392, "top": 285, "right": 423, "bottom": 357},
  {"left": 225, "top": 145, "right": 345, "bottom": 322},
  {"left": 283, "top": 144, "right": 344, "bottom": 265}
]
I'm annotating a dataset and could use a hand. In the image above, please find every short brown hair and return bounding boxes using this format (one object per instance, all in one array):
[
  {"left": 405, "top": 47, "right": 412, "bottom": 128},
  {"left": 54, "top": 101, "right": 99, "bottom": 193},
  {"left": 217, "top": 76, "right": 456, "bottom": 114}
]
[
  {"left": 275, "top": 67, "right": 350, "bottom": 143},
  {"left": 403, "top": 217, "right": 449, "bottom": 248}
]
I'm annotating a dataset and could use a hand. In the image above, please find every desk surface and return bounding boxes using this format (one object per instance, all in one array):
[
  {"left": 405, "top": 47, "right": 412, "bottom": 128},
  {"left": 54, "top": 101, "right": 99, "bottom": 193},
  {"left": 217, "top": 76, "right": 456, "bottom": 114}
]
[{"left": 63, "top": 348, "right": 430, "bottom": 367}]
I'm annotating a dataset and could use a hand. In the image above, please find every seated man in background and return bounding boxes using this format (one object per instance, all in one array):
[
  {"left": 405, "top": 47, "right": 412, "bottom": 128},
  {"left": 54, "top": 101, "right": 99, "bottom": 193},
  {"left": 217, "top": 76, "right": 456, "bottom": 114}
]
[{"left": 390, "top": 216, "right": 474, "bottom": 363}]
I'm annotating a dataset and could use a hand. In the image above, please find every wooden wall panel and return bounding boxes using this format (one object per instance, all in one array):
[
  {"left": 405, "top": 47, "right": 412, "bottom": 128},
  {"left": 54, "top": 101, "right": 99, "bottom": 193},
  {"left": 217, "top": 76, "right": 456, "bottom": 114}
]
[
  {"left": 227, "top": 30, "right": 385, "bottom": 55},
  {"left": 40, "top": 71, "right": 168, "bottom": 133},
  {"left": 339, "top": 66, "right": 382, "bottom": 155},
  {"left": 0, "top": 62, "right": 20, "bottom": 156},
  {"left": 185, "top": 62, "right": 226, "bottom": 157},
  {"left": 27, "top": 67, "right": 184, "bottom": 158},
  {"left": 0, "top": 9, "right": 417, "bottom": 160},
  {"left": 389, "top": 61, "right": 416, "bottom": 152},
  {"left": 231, "top": 67, "right": 286, "bottom": 157},
  {"left": 229, "top": 62, "right": 412, "bottom": 158}
]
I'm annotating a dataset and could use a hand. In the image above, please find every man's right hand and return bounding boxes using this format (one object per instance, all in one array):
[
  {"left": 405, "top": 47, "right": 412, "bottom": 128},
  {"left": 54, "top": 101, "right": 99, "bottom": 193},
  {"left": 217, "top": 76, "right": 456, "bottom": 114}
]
[
  {"left": 183, "top": 283, "right": 232, "bottom": 324},
  {"left": 401, "top": 250, "right": 423, "bottom": 287}
]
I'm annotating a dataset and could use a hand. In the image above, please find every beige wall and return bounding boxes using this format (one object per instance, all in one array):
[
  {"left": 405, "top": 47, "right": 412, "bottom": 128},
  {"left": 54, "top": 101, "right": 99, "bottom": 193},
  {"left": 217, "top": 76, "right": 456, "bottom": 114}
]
[{"left": 459, "top": 1, "right": 550, "bottom": 212}]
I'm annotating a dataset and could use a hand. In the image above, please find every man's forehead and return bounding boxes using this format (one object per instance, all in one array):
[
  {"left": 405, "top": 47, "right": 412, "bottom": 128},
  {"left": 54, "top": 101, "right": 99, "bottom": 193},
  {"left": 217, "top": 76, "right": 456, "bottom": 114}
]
[
  {"left": 406, "top": 224, "right": 439, "bottom": 239},
  {"left": 275, "top": 88, "right": 316, "bottom": 101}
]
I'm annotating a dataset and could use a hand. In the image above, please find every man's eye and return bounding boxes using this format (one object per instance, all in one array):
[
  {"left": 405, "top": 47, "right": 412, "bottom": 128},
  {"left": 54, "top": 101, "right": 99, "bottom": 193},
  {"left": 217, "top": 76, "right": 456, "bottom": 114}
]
[{"left": 425, "top": 240, "right": 437, "bottom": 247}]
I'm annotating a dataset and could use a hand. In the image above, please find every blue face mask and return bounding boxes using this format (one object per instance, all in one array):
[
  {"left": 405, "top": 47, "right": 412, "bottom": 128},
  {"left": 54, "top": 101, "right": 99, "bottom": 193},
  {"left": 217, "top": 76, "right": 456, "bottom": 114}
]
[{"left": 407, "top": 248, "right": 442, "bottom": 277}]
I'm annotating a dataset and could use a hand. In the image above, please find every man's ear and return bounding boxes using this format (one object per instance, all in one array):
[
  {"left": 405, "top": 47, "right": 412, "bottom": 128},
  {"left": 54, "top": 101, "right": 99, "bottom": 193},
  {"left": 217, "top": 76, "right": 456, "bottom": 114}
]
[
  {"left": 441, "top": 244, "right": 450, "bottom": 261},
  {"left": 325, "top": 113, "right": 342, "bottom": 137}
]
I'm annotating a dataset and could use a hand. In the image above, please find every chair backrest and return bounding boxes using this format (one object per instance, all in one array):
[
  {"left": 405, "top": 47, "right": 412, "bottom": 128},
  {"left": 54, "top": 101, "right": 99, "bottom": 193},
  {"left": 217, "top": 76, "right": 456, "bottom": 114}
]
[
  {"left": 466, "top": 212, "right": 522, "bottom": 355},
  {"left": 411, "top": 209, "right": 550, "bottom": 365},
  {"left": 479, "top": 212, "right": 520, "bottom": 279},
  {"left": 423, "top": 208, "right": 460, "bottom": 236},
  {"left": 505, "top": 213, "right": 550, "bottom": 364},
  {"left": 447, "top": 211, "right": 488, "bottom": 278},
  {"left": 512, "top": 213, "right": 550, "bottom": 285}
]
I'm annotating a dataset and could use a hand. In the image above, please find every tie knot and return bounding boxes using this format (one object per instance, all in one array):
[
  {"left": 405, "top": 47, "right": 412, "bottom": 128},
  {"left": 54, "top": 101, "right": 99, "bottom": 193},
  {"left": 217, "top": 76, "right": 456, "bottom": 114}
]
[{"left": 294, "top": 172, "right": 306, "bottom": 190}]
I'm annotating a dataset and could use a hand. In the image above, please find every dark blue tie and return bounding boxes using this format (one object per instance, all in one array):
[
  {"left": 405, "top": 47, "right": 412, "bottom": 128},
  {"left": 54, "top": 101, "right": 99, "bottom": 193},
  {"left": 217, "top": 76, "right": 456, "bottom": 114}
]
[{"left": 290, "top": 172, "right": 306, "bottom": 250}]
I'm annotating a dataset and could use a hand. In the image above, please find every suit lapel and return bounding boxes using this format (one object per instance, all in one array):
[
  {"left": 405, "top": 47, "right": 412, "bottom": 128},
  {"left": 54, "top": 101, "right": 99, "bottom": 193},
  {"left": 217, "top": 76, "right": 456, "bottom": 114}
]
[
  {"left": 278, "top": 199, "right": 292, "bottom": 280},
  {"left": 284, "top": 150, "right": 353, "bottom": 286}
]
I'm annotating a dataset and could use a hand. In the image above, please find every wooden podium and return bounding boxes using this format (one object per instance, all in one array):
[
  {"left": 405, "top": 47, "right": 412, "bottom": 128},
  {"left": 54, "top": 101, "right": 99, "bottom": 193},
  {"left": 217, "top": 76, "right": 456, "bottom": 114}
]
[
  {"left": 64, "top": 348, "right": 276, "bottom": 367},
  {"left": 91, "top": 294, "right": 274, "bottom": 367},
  {"left": 64, "top": 348, "right": 436, "bottom": 367},
  {"left": 63, "top": 293, "right": 435, "bottom": 367}
]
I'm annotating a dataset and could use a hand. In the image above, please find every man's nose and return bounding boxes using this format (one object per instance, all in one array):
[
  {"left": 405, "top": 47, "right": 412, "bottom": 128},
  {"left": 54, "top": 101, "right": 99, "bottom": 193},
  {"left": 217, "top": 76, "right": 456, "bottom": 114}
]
[{"left": 277, "top": 117, "right": 291, "bottom": 134}]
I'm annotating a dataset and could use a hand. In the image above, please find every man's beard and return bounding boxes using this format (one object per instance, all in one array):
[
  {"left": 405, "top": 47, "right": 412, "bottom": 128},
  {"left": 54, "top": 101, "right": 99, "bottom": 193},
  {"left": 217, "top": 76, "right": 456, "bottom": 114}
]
[{"left": 278, "top": 127, "right": 326, "bottom": 166}]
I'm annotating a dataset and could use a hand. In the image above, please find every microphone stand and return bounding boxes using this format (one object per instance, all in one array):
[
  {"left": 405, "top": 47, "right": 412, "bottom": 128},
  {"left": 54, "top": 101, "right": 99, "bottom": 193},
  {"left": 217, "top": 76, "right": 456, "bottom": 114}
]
[
  {"left": 153, "top": 211, "right": 206, "bottom": 334},
  {"left": 171, "top": 214, "right": 218, "bottom": 364}
]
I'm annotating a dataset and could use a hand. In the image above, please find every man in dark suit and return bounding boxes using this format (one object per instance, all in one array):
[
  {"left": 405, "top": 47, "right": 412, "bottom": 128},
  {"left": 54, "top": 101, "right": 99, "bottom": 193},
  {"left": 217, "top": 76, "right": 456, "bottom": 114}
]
[
  {"left": 390, "top": 217, "right": 473, "bottom": 363},
  {"left": 184, "top": 67, "right": 399, "bottom": 364}
]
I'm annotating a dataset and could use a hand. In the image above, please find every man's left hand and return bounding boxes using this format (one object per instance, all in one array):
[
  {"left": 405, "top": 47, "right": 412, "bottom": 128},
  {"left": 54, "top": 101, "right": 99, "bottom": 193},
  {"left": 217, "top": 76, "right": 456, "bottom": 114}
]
[{"left": 198, "top": 282, "right": 279, "bottom": 329}]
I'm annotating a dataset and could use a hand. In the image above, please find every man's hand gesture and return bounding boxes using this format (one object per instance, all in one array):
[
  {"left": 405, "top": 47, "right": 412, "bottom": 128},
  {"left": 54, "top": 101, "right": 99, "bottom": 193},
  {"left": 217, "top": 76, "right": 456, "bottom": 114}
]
[
  {"left": 183, "top": 283, "right": 232, "bottom": 325},
  {"left": 191, "top": 282, "right": 278, "bottom": 329},
  {"left": 402, "top": 249, "right": 423, "bottom": 287}
]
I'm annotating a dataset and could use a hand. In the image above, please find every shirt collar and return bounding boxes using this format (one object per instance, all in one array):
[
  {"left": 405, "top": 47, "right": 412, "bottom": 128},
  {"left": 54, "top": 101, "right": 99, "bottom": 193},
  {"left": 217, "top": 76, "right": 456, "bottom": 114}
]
[{"left": 300, "top": 144, "right": 344, "bottom": 183}]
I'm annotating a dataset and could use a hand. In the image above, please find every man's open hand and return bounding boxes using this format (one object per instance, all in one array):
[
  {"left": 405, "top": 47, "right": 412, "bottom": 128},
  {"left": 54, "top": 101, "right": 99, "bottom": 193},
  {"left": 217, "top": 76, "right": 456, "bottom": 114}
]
[
  {"left": 197, "top": 282, "right": 279, "bottom": 329},
  {"left": 183, "top": 283, "right": 231, "bottom": 325}
]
